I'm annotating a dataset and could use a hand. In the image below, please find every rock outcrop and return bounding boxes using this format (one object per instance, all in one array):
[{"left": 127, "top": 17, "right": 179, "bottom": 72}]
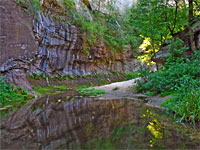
[
  {"left": 0, "top": 0, "right": 139, "bottom": 91},
  {"left": 0, "top": 0, "right": 39, "bottom": 91},
  {"left": 32, "top": 12, "right": 126, "bottom": 75}
]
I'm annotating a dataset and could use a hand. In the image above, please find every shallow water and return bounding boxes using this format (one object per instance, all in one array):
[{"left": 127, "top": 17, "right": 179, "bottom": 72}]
[{"left": 0, "top": 91, "right": 200, "bottom": 149}]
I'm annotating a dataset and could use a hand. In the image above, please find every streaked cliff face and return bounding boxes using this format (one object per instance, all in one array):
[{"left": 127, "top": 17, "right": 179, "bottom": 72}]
[{"left": 0, "top": 0, "right": 140, "bottom": 91}]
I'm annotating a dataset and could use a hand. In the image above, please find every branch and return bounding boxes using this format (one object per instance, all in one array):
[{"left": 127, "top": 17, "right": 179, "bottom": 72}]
[
  {"left": 171, "top": 0, "right": 178, "bottom": 35},
  {"left": 165, "top": 12, "right": 173, "bottom": 36}
]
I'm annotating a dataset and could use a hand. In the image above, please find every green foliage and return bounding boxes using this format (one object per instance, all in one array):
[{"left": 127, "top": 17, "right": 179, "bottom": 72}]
[
  {"left": 162, "top": 89, "right": 200, "bottom": 124},
  {"left": 66, "top": 75, "right": 74, "bottom": 80},
  {"left": 33, "top": 73, "right": 40, "bottom": 79},
  {"left": 127, "top": 0, "right": 193, "bottom": 65},
  {"left": 78, "top": 88, "right": 107, "bottom": 96},
  {"left": 16, "top": 0, "right": 41, "bottom": 14},
  {"left": 32, "top": 85, "right": 69, "bottom": 97},
  {"left": 112, "top": 87, "right": 119, "bottom": 91},
  {"left": 136, "top": 39, "right": 200, "bottom": 94},
  {"left": 16, "top": 0, "right": 26, "bottom": 5},
  {"left": 165, "top": 38, "right": 189, "bottom": 65},
  {"left": 28, "top": 73, "right": 46, "bottom": 80},
  {"left": 137, "top": 62, "right": 200, "bottom": 94},
  {"left": 130, "top": 0, "right": 189, "bottom": 38},
  {"left": 82, "top": 49, "right": 90, "bottom": 55},
  {"left": 63, "top": 0, "right": 75, "bottom": 10},
  {"left": 54, "top": 85, "right": 69, "bottom": 90},
  {"left": 62, "top": 0, "right": 137, "bottom": 52},
  {"left": 95, "top": 74, "right": 102, "bottom": 79},
  {"left": 124, "top": 72, "right": 140, "bottom": 81},
  {"left": 0, "top": 77, "right": 33, "bottom": 108},
  {"left": 32, "top": 86, "right": 54, "bottom": 95},
  {"left": 29, "top": 0, "right": 41, "bottom": 10},
  {"left": 40, "top": 72, "right": 46, "bottom": 79},
  {"left": 136, "top": 39, "right": 200, "bottom": 124},
  {"left": 130, "top": 0, "right": 167, "bottom": 43}
]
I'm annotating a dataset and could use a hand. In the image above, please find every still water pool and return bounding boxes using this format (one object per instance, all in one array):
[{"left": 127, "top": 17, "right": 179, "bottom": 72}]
[{"left": 0, "top": 91, "right": 200, "bottom": 149}]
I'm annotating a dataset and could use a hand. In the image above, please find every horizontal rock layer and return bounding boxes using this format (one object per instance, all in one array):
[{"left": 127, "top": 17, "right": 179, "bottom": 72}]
[{"left": 0, "top": 0, "right": 139, "bottom": 90}]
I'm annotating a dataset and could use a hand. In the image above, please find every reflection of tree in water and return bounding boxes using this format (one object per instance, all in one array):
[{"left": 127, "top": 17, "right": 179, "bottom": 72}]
[{"left": 141, "top": 109, "right": 164, "bottom": 148}]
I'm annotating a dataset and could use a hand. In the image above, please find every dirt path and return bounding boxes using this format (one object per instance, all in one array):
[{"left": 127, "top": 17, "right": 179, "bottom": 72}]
[
  {"left": 93, "top": 77, "right": 141, "bottom": 92},
  {"left": 92, "top": 77, "right": 170, "bottom": 107},
  {"left": 92, "top": 77, "right": 149, "bottom": 102}
]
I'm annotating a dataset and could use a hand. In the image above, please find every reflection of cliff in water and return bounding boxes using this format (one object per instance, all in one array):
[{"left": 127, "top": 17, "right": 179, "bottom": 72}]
[{"left": 1, "top": 93, "right": 200, "bottom": 149}]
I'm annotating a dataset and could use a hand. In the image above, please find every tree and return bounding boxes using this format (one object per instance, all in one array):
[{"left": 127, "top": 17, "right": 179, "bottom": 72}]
[
  {"left": 188, "top": 0, "right": 194, "bottom": 25},
  {"left": 129, "top": 0, "right": 173, "bottom": 69},
  {"left": 188, "top": 0, "right": 196, "bottom": 51}
]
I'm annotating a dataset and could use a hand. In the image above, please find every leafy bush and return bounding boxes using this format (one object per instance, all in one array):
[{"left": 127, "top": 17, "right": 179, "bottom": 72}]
[
  {"left": 162, "top": 89, "right": 200, "bottom": 124},
  {"left": 135, "top": 38, "right": 200, "bottom": 124},
  {"left": 136, "top": 62, "right": 200, "bottom": 94},
  {"left": 78, "top": 88, "right": 107, "bottom": 96},
  {"left": 0, "top": 77, "right": 32, "bottom": 108},
  {"left": 136, "top": 39, "right": 200, "bottom": 95}
]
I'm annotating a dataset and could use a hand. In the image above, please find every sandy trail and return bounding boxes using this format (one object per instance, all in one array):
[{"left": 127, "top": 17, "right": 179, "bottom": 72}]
[
  {"left": 92, "top": 77, "right": 170, "bottom": 107},
  {"left": 93, "top": 77, "right": 141, "bottom": 92}
]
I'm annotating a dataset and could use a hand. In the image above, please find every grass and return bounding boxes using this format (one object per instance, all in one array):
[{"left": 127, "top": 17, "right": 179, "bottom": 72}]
[
  {"left": 78, "top": 88, "right": 107, "bottom": 96},
  {"left": 0, "top": 76, "right": 34, "bottom": 108},
  {"left": 161, "top": 89, "right": 200, "bottom": 124},
  {"left": 124, "top": 72, "right": 140, "bottom": 81},
  {"left": 54, "top": 85, "right": 69, "bottom": 90},
  {"left": 32, "top": 85, "right": 70, "bottom": 97}
]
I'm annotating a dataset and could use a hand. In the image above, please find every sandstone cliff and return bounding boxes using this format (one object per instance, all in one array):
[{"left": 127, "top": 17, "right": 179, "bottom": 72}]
[{"left": 0, "top": 0, "right": 139, "bottom": 91}]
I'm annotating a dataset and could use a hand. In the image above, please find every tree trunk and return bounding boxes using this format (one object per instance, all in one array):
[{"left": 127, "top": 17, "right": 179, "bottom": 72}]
[
  {"left": 188, "top": 0, "right": 195, "bottom": 51},
  {"left": 189, "top": 0, "right": 194, "bottom": 25}
]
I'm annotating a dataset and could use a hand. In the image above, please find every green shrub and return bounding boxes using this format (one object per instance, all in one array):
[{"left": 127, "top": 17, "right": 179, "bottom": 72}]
[
  {"left": 136, "top": 39, "right": 200, "bottom": 95},
  {"left": 162, "top": 89, "right": 200, "bottom": 124},
  {"left": 135, "top": 38, "right": 200, "bottom": 124},
  {"left": 136, "top": 62, "right": 200, "bottom": 94},
  {"left": 124, "top": 72, "right": 140, "bottom": 81},
  {"left": 78, "top": 88, "right": 107, "bottom": 96},
  {"left": 40, "top": 72, "right": 46, "bottom": 79},
  {"left": 0, "top": 77, "right": 32, "bottom": 108},
  {"left": 16, "top": 0, "right": 41, "bottom": 14}
]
